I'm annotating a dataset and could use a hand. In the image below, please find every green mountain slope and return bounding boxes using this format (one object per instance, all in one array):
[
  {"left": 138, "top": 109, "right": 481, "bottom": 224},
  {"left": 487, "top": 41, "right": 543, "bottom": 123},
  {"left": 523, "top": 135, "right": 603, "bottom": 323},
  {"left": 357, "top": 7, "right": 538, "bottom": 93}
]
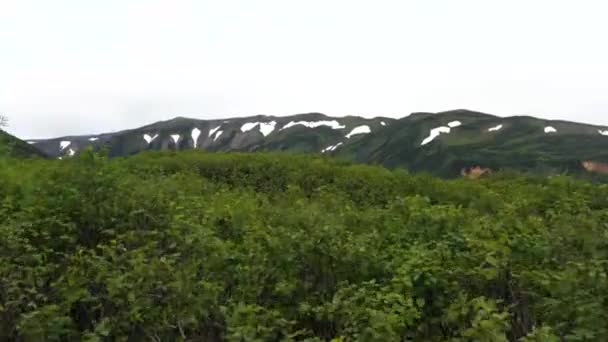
[
  {"left": 30, "top": 109, "right": 608, "bottom": 177},
  {"left": 30, "top": 113, "right": 390, "bottom": 158},
  {"left": 0, "top": 129, "right": 46, "bottom": 158},
  {"left": 335, "top": 110, "right": 608, "bottom": 177}
]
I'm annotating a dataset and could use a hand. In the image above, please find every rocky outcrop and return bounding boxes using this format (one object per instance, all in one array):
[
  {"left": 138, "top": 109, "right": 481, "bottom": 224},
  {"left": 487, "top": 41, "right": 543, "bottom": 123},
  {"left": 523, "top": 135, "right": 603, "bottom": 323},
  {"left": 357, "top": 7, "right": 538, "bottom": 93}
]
[
  {"left": 582, "top": 161, "right": 608, "bottom": 174},
  {"left": 461, "top": 166, "right": 492, "bottom": 179}
]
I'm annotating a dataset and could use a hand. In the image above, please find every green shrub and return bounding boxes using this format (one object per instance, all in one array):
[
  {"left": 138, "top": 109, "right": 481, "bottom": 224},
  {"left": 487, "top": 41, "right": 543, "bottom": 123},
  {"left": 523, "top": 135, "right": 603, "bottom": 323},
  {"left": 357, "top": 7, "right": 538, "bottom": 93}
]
[{"left": 1, "top": 151, "right": 607, "bottom": 341}]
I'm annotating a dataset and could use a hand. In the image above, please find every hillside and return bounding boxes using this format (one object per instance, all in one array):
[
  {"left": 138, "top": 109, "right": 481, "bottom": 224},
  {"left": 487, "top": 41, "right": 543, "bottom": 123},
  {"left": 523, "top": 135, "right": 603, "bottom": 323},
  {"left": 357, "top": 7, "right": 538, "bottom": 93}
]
[
  {"left": 337, "top": 109, "right": 608, "bottom": 177},
  {"left": 29, "top": 113, "right": 391, "bottom": 159},
  {"left": 0, "top": 129, "right": 46, "bottom": 158},
  {"left": 1, "top": 151, "right": 607, "bottom": 340},
  {"left": 29, "top": 110, "right": 608, "bottom": 177}
]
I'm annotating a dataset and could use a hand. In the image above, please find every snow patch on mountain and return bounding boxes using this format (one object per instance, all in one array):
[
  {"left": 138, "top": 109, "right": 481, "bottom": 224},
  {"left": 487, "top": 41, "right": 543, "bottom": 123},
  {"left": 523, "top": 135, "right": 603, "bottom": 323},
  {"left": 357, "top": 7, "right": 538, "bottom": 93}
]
[
  {"left": 143, "top": 134, "right": 158, "bottom": 144},
  {"left": 209, "top": 126, "right": 221, "bottom": 137},
  {"left": 88, "top": 137, "right": 99, "bottom": 141},
  {"left": 171, "top": 134, "right": 180, "bottom": 144},
  {"left": 27, "top": 141, "right": 36, "bottom": 144},
  {"left": 488, "top": 124, "right": 503, "bottom": 132},
  {"left": 240, "top": 121, "right": 276, "bottom": 136},
  {"left": 60, "top": 141, "right": 71, "bottom": 150},
  {"left": 259, "top": 121, "right": 277, "bottom": 136},
  {"left": 191, "top": 128, "right": 201, "bottom": 148},
  {"left": 241, "top": 122, "right": 259, "bottom": 132},
  {"left": 421, "top": 126, "right": 451, "bottom": 146},
  {"left": 447, "top": 121, "right": 462, "bottom": 128},
  {"left": 599, "top": 130, "right": 608, "bottom": 136},
  {"left": 67, "top": 148, "right": 76, "bottom": 157},
  {"left": 322, "top": 142, "right": 344, "bottom": 153},
  {"left": 213, "top": 130, "right": 223, "bottom": 141},
  {"left": 380, "top": 121, "right": 387, "bottom": 126},
  {"left": 281, "top": 120, "right": 345, "bottom": 130},
  {"left": 544, "top": 126, "right": 557, "bottom": 133},
  {"left": 345, "top": 125, "right": 371, "bottom": 138}
]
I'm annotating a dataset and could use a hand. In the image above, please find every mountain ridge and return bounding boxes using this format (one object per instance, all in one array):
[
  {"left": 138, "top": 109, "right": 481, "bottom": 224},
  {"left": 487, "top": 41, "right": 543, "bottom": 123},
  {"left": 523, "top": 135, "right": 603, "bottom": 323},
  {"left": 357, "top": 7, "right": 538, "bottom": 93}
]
[{"left": 24, "top": 109, "right": 608, "bottom": 178}]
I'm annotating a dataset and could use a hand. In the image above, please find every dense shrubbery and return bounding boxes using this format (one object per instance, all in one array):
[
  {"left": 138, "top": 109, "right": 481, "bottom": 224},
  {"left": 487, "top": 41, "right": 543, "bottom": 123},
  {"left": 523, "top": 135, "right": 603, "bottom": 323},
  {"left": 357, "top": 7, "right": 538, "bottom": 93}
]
[{"left": 1, "top": 150, "right": 607, "bottom": 341}]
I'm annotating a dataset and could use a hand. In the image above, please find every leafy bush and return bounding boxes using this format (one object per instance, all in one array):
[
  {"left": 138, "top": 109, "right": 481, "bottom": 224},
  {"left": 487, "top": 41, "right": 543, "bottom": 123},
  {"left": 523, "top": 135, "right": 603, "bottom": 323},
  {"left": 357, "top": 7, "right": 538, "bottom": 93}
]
[{"left": 1, "top": 150, "right": 607, "bottom": 341}]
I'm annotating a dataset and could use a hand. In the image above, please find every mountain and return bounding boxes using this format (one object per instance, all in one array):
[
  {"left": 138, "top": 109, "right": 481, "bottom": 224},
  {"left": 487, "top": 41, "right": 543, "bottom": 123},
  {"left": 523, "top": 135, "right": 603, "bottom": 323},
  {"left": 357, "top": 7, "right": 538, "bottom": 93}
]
[
  {"left": 29, "top": 110, "right": 608, "bottom": 177},
  {"left": 336, "top": 109, "right": 608, "bottom": 177},
  {"left": 0, "top": 129, "right": 46, "bottom": 158},
  {"left": 30, "top": 113, "right": 391, "bottom": 158}
]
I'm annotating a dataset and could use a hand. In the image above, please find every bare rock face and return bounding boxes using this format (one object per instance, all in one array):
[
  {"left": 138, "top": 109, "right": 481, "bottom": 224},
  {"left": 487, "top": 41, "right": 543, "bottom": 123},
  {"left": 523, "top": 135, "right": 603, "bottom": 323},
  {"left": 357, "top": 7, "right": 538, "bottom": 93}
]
[
  {"left": 461, "top": 166, "right": 492, "bottom": 179},
  {"left": 582, "top": 161, "right": 608, "bottom": 174}
]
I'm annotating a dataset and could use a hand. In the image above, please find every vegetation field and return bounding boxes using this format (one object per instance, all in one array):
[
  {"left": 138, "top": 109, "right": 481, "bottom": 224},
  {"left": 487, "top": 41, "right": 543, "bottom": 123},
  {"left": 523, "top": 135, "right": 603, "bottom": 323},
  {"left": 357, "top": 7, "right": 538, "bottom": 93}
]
[
  {"left": 0, "top": 130, "right": 46, "bottom": 158},
  {"left": 1, "top": 150, "right": 607, "bottom": 341}
]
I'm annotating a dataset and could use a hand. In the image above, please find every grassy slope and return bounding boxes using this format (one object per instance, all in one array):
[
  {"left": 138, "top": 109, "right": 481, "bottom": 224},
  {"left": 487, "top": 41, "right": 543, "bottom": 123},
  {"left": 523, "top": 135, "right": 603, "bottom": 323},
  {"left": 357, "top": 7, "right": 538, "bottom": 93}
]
[
  {"left": 337, "top": 110, "right": 608, "bottom": 177},
  {"left": 0, "top": 130, "right": 46, "bottom": 158}
]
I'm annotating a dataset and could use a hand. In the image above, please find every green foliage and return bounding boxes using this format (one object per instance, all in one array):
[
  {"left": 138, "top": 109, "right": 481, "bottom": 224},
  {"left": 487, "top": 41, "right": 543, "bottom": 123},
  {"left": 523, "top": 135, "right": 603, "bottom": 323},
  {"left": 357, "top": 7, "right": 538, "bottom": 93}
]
[
  {"left": 1, "top": 150, "right": 607, "bottom": 341},
  {"left": 0, "top": 128, "right": 46, "bottom": 158}
]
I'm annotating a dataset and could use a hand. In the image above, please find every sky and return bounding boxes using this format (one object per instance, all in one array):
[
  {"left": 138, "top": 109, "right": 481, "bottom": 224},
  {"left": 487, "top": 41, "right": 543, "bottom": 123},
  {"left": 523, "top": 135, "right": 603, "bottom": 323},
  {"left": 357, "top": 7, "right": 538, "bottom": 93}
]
[{"left": 1, "top": 0, "right": 607, "bottom": 139}]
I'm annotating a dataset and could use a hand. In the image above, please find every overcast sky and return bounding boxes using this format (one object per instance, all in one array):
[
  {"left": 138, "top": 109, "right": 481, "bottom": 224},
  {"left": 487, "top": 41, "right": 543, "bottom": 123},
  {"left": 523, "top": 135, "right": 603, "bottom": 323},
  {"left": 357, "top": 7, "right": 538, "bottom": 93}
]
[{"left": 1, "top": 0, "right": 607, "bottom": 139}]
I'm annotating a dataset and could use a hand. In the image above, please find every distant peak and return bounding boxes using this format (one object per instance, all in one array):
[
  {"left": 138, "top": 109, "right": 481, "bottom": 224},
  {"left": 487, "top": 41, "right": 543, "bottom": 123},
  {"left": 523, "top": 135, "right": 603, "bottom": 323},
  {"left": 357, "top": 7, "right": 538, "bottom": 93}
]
[
  {"left": 436, "top": 109, "right": 496, "bottom": 116},
  {"left": 168, "top": 116, "right": 195, "bottom": 122}
]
